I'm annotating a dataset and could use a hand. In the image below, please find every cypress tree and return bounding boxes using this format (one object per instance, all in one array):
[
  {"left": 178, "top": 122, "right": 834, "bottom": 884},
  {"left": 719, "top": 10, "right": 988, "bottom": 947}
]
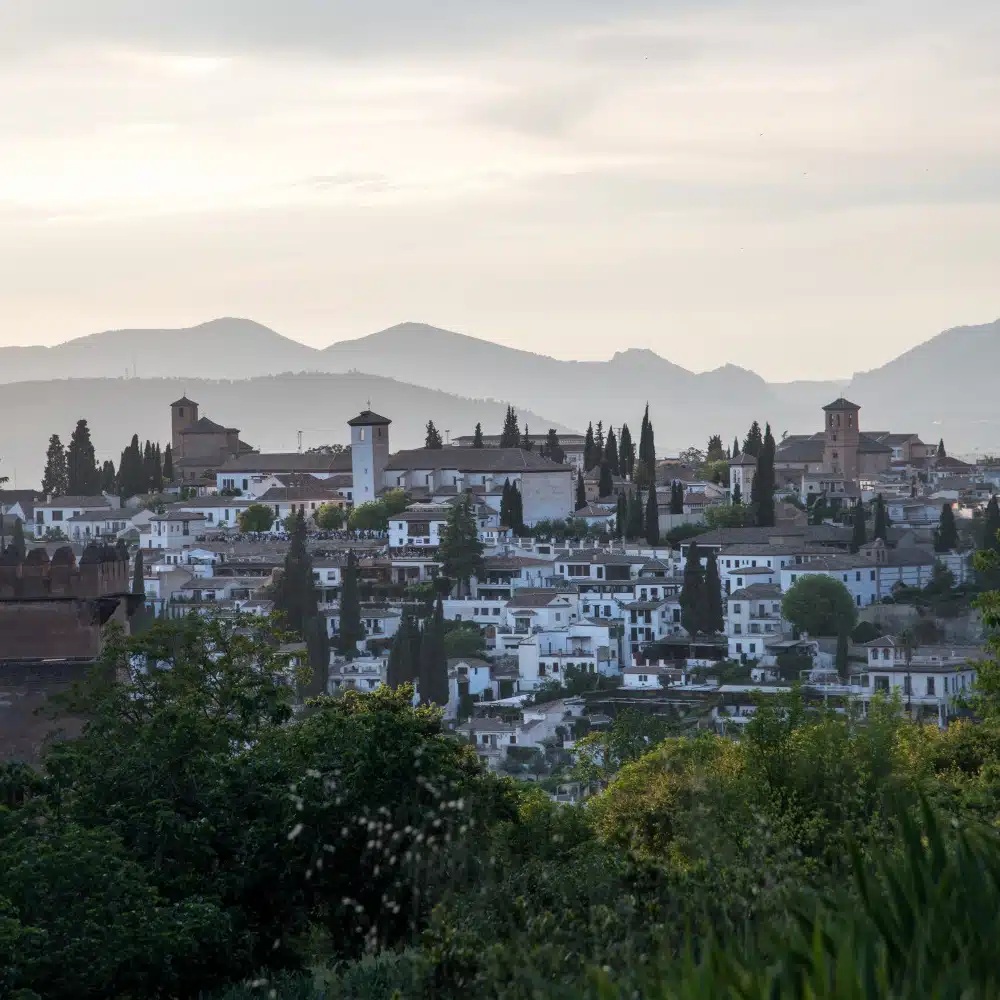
[
  {"left": 626, "top": 490, "right": 644, "bottom": 540},
  {"left": 615, "top": 493, "right": 626, "bottom": 538},
  {"left": 754, "top": 424, "right": 776, "bottom": 527},
  {"left": 520, "top": 424, "right": 533, "bottom": 451},
  {"left": 100, "top": 460, "right": 117, "bottom": 495},
  {"left": 512, "top": 488, "right": 524, "bottom": 535},
  {"left": 937, "top": 439, "right": 946, "bottom": 459},
  {"left": 984, "top": 495, "right": 1000, "bottom": 554},
  {"left": 732, "top": 482, "right": 742, "bottom": 506},
  {"left": 704, "top": 550, "right": 724, "bottom": 634},
  {"left": 575, "top": 471, "right": 587, "bottom": 511},
  {"left": 162, "top": 443, "right": 174, "bottom": 482},
  {"left": 604, "top": 427, "right": 620, "bottom": 476},
  {"left": 732, "top": 436, "right": 740, "bottom": 459},
  {"left": 742, "top": 421, "right": 763, "bottom": 458},
  {"left": 680, "top": 542, "right": 706, "bottom": 636},
  {"left": 595, "top": 421, "right": 604, "bottom": 458},
  {"left": 472, "top": 422, "right": 484, "bottom": 448},
  {"left": 42, "top": 434, "right": 68, "bottom": 498},
  {"left": 118, "top": 435, "right": 143, "bottom": 499},
  {"left": 438, "top": 494, "right": 485, "bottom": 597},
  {"left": 387, "top": 612, "right": 416, "bottom": 688},
  {"left": 500, "top": 479, "right": 512, "bottom": 528},
  {"left": 619, "top": 424, "right": 634, "bottom": 479},
  {"left": 670, "top": 481, "right": 684, "bottom": 515},
  {"left": 598, "top": 462, "right": 613, "bottom": 499},
  {"left": 850, "top": 499, "right": 867, "bottom": 553},
  {"left": 873, "top": 494, "right": 888, "bottom": 542},
  {"left": 542, "top": 429, "right": 564, "bottom": 464},
  {"left": 130, "top": 547, "right": 150, "bottom": 633},
  {"left": 499, "top": 406, "right": 520, "bottom": 448},
  {"left": 935, "top": 502, "right": 958, "bottom": 552},
  {"left": 337, "top": 550, "right": 364, "bottom": 657},
  {"left": 66, "top": 419, "right": 100, "bottom": 495},
  {"left": 303, "top": 616, "right": 331, "bottom": 697},
  {"left": 645, "top": 487, "right": 660, "bottom": 545},
  {"left": 418, "top": 597, "right": 449, "bottom": 706},
  {"left": 639, "top": 404, "right": 655, "bottom": 471},
  {"left": 584, "top": 423, "right": 596, "bottom": 470}
]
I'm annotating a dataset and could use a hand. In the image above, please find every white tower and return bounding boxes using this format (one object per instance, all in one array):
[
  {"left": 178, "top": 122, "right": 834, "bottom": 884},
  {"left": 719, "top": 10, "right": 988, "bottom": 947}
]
[{"left": 349, "top": 408, "right": 392, "bottom": 503}]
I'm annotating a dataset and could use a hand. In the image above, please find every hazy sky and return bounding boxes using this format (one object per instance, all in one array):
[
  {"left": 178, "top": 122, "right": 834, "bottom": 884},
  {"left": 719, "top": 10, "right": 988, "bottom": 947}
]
[{"left": 2, "top": 0, "right": 999, "bottom": 380}]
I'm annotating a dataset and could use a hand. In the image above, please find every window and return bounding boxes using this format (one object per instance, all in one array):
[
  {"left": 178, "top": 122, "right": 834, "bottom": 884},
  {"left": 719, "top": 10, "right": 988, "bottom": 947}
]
[
  {"left": 749, "top": 643, "right": 756, "bottom": 653},
  {"left": 736, "top": 643, "right": 743, "bottom": 653},
  {"left": 52, "top": 510, "right": 63, "bottom": 522},
  {"left": 903, "top": 676, "right": 911, "bottom": 696},
  {"left": 733, "top": 603, "right": 742, "bottom": 614},
  {"left": 733, "top": 624, "right": 742, "bottom": 634},
  {"left": 926, "top": 676, "right": 935, "bottom": 695},
  {"left": 874, "top": 676, "right": 890, "bottom": 692},
  {"left": 871, "top": 571, "right": 876, "bottom": 581},
  {"left": 856, "top": 571, "right": 861, "bottom": 582},
  {"left": 944, "top": 677, "right": 949, "bottom": 694},
  {"left": 638, "top": 674, "right": 647, "bottom": 683},
  {"left": 359, "top": 428, "right": 366, "bottom": 441},
  {"left": 493, "top": 608, "right": 500, "bottom": 616},
  {"left": 790, "top": 574, "right": 797, "bottom": 583},
  {"left": 178, "top": 407, "right": 185, "bottom": 416}
]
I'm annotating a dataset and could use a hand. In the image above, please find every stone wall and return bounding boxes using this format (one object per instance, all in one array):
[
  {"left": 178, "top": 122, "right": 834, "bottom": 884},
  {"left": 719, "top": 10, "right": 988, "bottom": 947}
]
[{"left": 0, "top": 661, "right": 87, "bottom": 764}]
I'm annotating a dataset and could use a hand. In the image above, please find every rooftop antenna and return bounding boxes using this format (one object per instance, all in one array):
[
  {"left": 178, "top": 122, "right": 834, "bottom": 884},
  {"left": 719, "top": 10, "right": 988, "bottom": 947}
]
[
  {"left": 297, "top": 430, "right": 303, "bottom": 453},
  {"left": 445, "top": 429, "right": 450, "bottom": 445}
]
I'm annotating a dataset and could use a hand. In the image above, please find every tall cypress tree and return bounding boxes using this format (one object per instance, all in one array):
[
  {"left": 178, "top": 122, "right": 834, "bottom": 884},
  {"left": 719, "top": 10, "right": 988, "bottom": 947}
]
[
  {"left": 754, "top": 424, "right": 776, "bottom": 528},
  {"left": 387, "top": 612, "right": 416, "bottom": 688},
  {"left": 472, "top": 422, "right": 484, "bottom": 448},
  {"left": 645, "top": 487, "right": 660, "bottom": 546},
  {"left": 732, "top": 482, "right": 742, "bottom": 506},
  {"left": 520, "top": 424, "right": 533, "bottom": 451},
  {"left": 425, "top": 420, "right": 443, "bottom": 449},
  {"left": 583, "top": 423, "right": 596, "bottom": 471},
  {"left": 626, "top": 490, "right": 644, "bottom": 540},
  {"left": 542, "top": 429, "right": 564, "bottom": 464},
  {"left": 732, "top": 436, "right": 740, "bottom": 459},
  {"left": 850, "top": 499, "right": 867, "bottom": 553},
  {"left": 129, "top": 547, "right": 151, "bottom": 634},
  {"left": 10, "top": 519, "right": 26, "bottom": 562},
  {"left": 704, "top": 550, "right": 723, "bottom": 634},
  {"left": 575, "top": 471, "right": 587, "bottom": 510},
  {"left": 500, "top": 479, "right": 511, "bottom": 528},
  {"left": 337, "top": 549, "right": 364, "bottom": 657},
  {"left": 937, "top": 439, "right": 946, "bottom": 459},
  {"left": 604, "top": 427, "right": 620, "bottom": 476},
  {"left": 439, "top": 494, "right": 485, "bottom": 597},
  {"left": 619, "top": 424, "right": 634, "bottom": 479},
  {"left": 66, "top": 419, "right": 100, "bottom": 495},
  {"left": 118, "top": 435, "right": 142, "bottom": 499},
  {"left": 670, "top": 481, "right": 684, "bottom": 515},
  {"left": 984, "top": 495, "right": 1000, "bottom": 554},
  {"left": 873, "top": 494, "right": 888, "bottom": 542},
  {"left": 680, "top": 542, "right": 706, "bottom": 636},
  {"left": 418, "top": 597, "right": 449, "bottom": 706},
  {"left": 42, "top": 434, "right": 68, "bottom": 497},
  {"left": 100, "top": 460, "right": 117, "bottom": 495},
  {"left": 512, "top": 488, "right": 524, "bottom": 536},
  {"left": 598, "top": 462, "right": 613, "bottom": 499},
  {"left": 615, "top": 493, "right": 626, "bottom": 538},
  {"left": 639, "top": 404, "right": 655, "bottom": 471},
  {"left": 595, "top": 421, "right": 604, "bottom": 458},
  {"left": 935, "top": 503, "right": 958, "bottom": 553},
  {"left": 162, "top": 443, "right": 174, "bottom": 482}
]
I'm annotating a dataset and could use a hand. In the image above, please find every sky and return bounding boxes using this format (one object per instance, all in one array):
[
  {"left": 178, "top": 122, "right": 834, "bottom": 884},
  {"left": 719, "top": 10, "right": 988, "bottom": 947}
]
[{"left": 1, "top": 0, "right": 999, "bottom": 380}]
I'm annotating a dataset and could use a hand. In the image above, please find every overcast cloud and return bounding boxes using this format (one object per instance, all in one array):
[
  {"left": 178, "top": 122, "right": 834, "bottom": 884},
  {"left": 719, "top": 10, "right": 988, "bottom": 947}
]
[{"left": 1, "top": 0, "right": 998, "bottom": 378}]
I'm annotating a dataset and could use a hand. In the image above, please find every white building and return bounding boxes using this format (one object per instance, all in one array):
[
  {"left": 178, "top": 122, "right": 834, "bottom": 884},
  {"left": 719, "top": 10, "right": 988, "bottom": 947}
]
[
  {"left": 33, "top": 494, "right": 119, "bottom": 539},
  {"left": 350, "top": 409, "right": 392, "bottom": 505},
  {"left": 517, "top": 621, "right": 616, "bottom": 689},
  {"left": 145, "top": 511, "right": 208, "bottom": 549},
  {"left": 725, "top": 583, "right": 786, "bottom": 660}
]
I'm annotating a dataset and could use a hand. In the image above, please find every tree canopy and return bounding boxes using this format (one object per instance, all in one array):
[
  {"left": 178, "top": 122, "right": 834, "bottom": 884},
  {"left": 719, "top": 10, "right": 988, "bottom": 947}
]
[
  {"left": 782, "top": 574, "right": 857, "bottom": 637},
  {"left": 438, "top": 495, "right": 485, "bottom": 596}
]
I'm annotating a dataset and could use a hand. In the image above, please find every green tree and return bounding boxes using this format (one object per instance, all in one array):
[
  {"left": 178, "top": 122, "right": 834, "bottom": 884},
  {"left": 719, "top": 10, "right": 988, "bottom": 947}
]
[
  {"left": 615, "top": 493, "right": 626, "bottom": 538},
  {"left": 118, "top": 434, "right": 145, "bottom": 498},
  {"left": 584, "top": 422, "right": 597, "bottom": 470},
  {"left": 742, "top": 420, "right": 763, "bottom": 458},
  {"left": 41, "top": 433, "right": 68, "bottom": 497},
  {"left": 645, "top": 487, "right": 660, "bottom": 545},
  {"left": 626, "top": 490, "right": 644, "bottom": 540},
  {"left": 706, "top": 434, "right": 726, "bottom": 461},
  {"left": 337, "top": 550, "right": 364, "bottom": 656},
  {"left": 274, "top": 511, "right": 328, "bottom": 695},
  {"left": 238, "top": 503, "right": 276, "bottom": 533},
  {"left": 99, "top": 459, "right": 117, "bottom": 494},
  {"left": 315, "top": 503, "right": 345, "bottom": 530},
  {"left": 670, "top": 481, "right": 684, "bottom": 515},
  {"left": 704, "top": 549, "right": 724, "bottom": 633},
  {"left": 472, "top": 422, "right": 484, "bottom": 448},
  {"left": 598, "top": 462, "right": 614, "bottom": 499},
  {"left": 851, "top": 498, "right": 867, "bottom": 552},
  {"left": 619, "top": 423, "right": 634, "bottom": 479},
  {"left": 499, "top": 405, "right": 520, "bottom": 448},
  {"left": 438, "top": 495, "right": 485, "bottom": 597},
  {"left": 810, "top": 495, "right": 829, "bottom": 525},
  {"left": 603, "top": 426, "right": 620, "bottom": 475},
  {"left": 732, "top": 434, "right": 740, "bottom": 458},
  {"left": 638, "top": 404, "right": 655, "bottom": 472},
  {"left": 162, "top": 442, "right": 174, "bottom": 481},
  {"left": 349, "top": 500, "right": 389, "bottom": 531},
  {"left": 935, "top": 502, "right": 958, "bottom": 552},
  {"left": 510, "top": 485, "right": 524, "bottom": 535},
  {"left": 873, "top": 493, "right": 889, "bottom": 541},
  {"left": 66, "top": 418, "right": 101, "bottom": 495},
  {"left": 418, "top": 598, "right": 448, "bottom": 706},
  {"left": 425, "top": 420, "right": 443, "bottom": 449},
  {"left": 680, "top": 541, "right": 706, "bottom": 635},
  {"left": 937, "top": 438, "right": 946, "bottom": 459},
  {"left": 983, "top": 495, "right": 1000, "bottom": 555},
  {"left": 520, "top": 423, "right": 533, "bottom": 451},
  {"left": 444, "top": 624, "right": 486, "bottom": 660},
  {"left": 575, "top": 471, "right": 587, "bottom": 511},
  {"left": 541, "top": 428, "right": 564, "bottom": 464},
  {"left": 782, "top": 574, "right": 857, "bottom": 638},
  {"left": 732, "top": 481, "right": 742, "bottom": 505},
  {"left": 386, "top": 611, "right": 417, "bottom": 688},
  {"left": 753, "top": 423, "right": 776, "bottom": 527}
]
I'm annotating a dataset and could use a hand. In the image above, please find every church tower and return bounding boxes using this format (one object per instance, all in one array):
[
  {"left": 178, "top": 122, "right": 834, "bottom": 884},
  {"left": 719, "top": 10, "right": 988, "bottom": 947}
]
[
  {"left": 170, "top": 395, "right": 198, "bottom": 462},
  {"left": 348, "top": 409, "right": 392, "bottom": 503},
  {"left": 822, "top": 397, "right": 861, "bottom": 481}
]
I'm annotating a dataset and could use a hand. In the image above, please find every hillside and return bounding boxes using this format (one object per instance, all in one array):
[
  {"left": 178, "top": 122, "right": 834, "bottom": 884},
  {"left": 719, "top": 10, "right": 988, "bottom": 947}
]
[{"left": 0, "top": 373, "right": 569, "bottom": 490}]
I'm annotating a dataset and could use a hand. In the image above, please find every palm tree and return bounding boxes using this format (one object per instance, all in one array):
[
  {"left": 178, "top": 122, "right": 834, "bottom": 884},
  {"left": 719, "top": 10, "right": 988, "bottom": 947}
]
[{"left": 899, "top": 627, "right": 919, "bottom": 717}]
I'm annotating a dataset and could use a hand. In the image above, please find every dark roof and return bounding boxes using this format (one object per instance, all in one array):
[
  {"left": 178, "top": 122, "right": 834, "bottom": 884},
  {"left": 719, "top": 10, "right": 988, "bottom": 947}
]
[
  {"left": 858, "top": 434, "right": 892, "bottom": 454},
  {"left": 257, "top": 485, "right": 346, "bottom": 502},
  {"left": 183, "top": 416, "right": 228, "bottom": 434},
  {"left": 36, "top": 495, "right": 111, "bottom": 510},
  {"left": 774, "top": 437, "right": 825, "bottom": 464},
  {"left": 730, "top": 583, "right": 782, "bottom": 601},
  {"left": 216, "top": 452, "right": 352, "bottom": 474},
  {"left": 385, "top": 448, "right": 567, "bottom": 473},
  {"left": 171, "top": 396, "right": 197, "bottom": 407},
  {"left": 347, "top": 410, "right": 392, "bottom": 427},
  {"left": 823, "top": 397, "right": 861, "bottom": 411},
  {"left": 731, "top": 452, "right": 758, "bottom": 467}
]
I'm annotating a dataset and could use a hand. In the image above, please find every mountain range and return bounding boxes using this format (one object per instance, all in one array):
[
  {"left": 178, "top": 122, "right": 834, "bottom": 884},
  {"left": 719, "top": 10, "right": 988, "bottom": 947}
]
[{"left": 0, "top": 317, "right": 996, "bottom": 489}]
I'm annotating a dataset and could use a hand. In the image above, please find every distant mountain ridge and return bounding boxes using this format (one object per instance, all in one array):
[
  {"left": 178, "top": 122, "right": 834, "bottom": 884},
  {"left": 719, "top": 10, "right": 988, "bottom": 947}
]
[{"left": 0, "top": 316, "right": 997, "bottom": 489}]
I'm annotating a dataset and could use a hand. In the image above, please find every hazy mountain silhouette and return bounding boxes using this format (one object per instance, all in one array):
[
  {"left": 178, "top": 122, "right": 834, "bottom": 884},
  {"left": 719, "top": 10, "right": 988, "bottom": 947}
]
[
  {"left": 0, "top": 374, "right": 570, "bottom": 491},
  {"left": 0, "top": 317, "right": 997, "bottom": 488}
]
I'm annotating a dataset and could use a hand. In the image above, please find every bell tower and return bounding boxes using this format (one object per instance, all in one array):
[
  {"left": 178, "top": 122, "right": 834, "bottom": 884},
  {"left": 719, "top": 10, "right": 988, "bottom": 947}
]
[
  {"left": 348, "top": 408, "right": 392, "bottom": 503},
  {"left": 822, "top": 397, "right": 861, "bottom": 481},
  {"left": 170, "top": 395, "right": 198, "bottom": 461}
]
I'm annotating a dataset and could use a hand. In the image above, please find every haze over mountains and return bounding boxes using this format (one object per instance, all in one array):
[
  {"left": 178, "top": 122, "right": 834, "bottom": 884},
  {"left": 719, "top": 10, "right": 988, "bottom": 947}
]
[{"left": 0, "top": 317, "right": 997, "bottom": 489}]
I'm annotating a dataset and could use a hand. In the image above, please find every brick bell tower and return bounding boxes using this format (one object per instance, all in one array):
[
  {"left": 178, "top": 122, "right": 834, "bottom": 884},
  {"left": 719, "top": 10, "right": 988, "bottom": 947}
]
[{"left": 822, "top": 397, "right": 861, "bottom": 481}]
